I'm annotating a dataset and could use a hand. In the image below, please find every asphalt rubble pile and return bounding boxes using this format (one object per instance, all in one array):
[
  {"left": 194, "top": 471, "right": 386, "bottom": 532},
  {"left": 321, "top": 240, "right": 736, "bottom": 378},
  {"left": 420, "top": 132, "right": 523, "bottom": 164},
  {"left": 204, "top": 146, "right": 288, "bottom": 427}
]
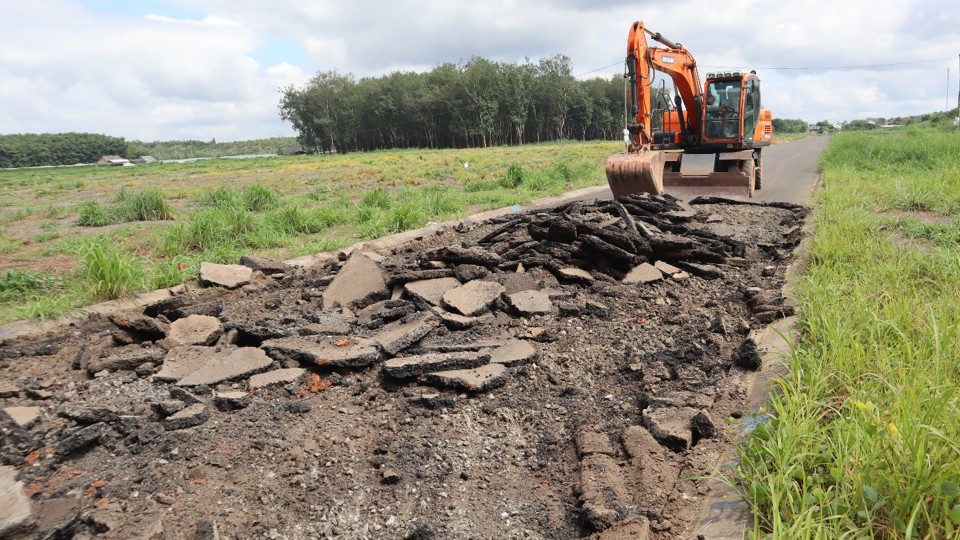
[{"left": 0, "top": 193, "right": 806, "bottom": 539}]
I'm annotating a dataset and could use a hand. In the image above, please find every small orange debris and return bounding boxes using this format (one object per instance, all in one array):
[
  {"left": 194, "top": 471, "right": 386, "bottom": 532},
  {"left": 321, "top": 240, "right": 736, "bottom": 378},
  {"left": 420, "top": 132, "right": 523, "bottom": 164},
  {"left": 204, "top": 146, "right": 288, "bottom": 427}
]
[
  {"left": 95, "top": 498, "right": 109, "bottom": 508},
  {"left": 91, "top": 480, "right": 107, "bottom": 489},
  {"left": 335, "top": 338, "right": 351, "bottom": 347},
  {"left": 297, "top": 373, "right": 332, "bottom": 398},
  {"left": 177, "top": 262, "right": 186, "bottom": 271},
  {"left": 214, "top": 441, "right": 235, "bottom": 453},
  {"left": 24, "top": 481, "right": 44, "bottom": 496},
  {"left": 25, "top": 449, "right": 41, "bottom": 466}
]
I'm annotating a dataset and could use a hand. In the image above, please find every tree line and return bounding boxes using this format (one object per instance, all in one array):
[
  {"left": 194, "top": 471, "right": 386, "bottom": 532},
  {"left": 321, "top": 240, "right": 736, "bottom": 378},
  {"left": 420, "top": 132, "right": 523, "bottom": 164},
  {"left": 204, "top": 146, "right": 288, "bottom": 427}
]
[
  {"left": 0, "top": 134, "right": 298, "bottom": 168},
  {"left": 279, "top": 55, "right": 638, "bottom": 153},
  {"left": 0, "top": 133, "right": 128, "bottom": 168}
]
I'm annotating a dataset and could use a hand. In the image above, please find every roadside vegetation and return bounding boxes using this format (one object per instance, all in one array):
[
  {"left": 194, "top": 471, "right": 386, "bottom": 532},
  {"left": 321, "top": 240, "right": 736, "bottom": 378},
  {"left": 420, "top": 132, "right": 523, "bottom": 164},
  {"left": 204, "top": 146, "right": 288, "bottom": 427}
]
[
  {"left": 0, "top": 140, "right": 615, "bottom": 324},
  {"left": 737, "top": 125, "right": 960, "bottom": 538}
]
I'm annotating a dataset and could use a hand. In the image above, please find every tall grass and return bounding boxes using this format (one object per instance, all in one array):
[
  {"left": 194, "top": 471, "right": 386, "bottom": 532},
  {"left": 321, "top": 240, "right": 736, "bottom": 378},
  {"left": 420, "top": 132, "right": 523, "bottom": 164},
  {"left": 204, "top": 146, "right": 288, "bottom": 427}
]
[
  {"left": 737, "top": 128, "right": 960, "bottom": 538},
  {"left": 79, "top": 238, "right": 146, "bottom": 299},
  {"left": 76, "top": 188, "right": 173, "bottom": 226}
]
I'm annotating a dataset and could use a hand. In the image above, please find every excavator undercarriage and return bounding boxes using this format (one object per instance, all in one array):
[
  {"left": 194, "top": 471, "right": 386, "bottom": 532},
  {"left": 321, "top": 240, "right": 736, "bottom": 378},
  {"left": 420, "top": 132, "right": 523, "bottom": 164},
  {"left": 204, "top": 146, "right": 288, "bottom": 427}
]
[{"left": 606, "top": 149, "right": 761, "bottom": 199}]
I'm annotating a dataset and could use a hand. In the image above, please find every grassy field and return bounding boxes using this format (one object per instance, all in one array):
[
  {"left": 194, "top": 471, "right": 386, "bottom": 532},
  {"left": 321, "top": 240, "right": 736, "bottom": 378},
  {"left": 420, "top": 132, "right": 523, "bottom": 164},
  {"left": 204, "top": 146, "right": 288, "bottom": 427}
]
[
  {"left": 0, "top": 141, "right": 623, "bottom": 324},
  {"left": 736, "top": 126, "right": 960, "bottom": 538}
]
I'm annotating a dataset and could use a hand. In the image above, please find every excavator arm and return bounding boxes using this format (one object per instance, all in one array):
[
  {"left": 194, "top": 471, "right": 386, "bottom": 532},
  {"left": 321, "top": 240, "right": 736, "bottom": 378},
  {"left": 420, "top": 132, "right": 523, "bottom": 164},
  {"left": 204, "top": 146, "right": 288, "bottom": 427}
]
[{"left": 625, "top": 21, "right": 703, "bottom": 149}]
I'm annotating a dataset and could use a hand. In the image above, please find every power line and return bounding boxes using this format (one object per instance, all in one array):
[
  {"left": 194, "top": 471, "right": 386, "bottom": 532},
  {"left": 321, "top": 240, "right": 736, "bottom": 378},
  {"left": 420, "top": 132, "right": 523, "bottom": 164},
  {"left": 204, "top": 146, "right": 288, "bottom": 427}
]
[
  {"left": 575, "top": 56, "right": 956, "bottom": 77},
  {"left": 700, "top": 56, "right": 954, "bottom": 71},
  {"left": 574, "top": 61, "right": 622, "bottom": 79}
]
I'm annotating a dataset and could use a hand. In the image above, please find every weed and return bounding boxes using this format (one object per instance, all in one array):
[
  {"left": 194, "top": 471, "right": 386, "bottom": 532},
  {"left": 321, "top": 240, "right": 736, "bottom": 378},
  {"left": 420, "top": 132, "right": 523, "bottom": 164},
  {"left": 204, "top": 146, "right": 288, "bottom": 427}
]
[
  {"left": 127, "top": 188, "right": 174, "bottom": 220},
  {"left": 499, "top": 163, "right": 526, "bottom": 188},
  {"left": 79, "top": 239, "right": 145, "bottom": 299},
  {"left": 243, "top": 182, "right": 281, "bottom": 212},
  {"left": 76, "top": 200, "right": 118, "bottom": 226},
  {"left": 76, "top": 188, "right": 173, "bottom": 226},
  {"left": 149, "top": 256, "right": 196, "bottom": 289},
  {"left": 0, "top": 268, "right": 62, "bottom": 299},
  {"left": 196, "top": 187, "right": 240, "bottom": 209},
  {"left": 360, "top": 187, "right": 391, "bottom": 209},
  {"left": 272, "top": 207, "right": 321, "bottom": 235}
]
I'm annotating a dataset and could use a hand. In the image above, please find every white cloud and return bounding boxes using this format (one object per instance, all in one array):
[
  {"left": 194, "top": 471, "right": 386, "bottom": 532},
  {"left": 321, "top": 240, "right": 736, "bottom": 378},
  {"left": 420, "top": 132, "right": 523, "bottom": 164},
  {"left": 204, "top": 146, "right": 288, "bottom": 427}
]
[{"left": 0, "top": 0, "right": 957, "bottom": 141}]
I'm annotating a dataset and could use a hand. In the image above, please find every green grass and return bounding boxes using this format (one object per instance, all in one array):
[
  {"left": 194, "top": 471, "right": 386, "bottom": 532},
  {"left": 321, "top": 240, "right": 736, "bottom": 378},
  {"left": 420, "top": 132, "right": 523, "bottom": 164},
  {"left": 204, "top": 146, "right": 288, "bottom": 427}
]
[
  {"left": 79, "top": 238, "right": 146, "bottom": 299},
  {"left": 0, "top": 140, "right": 616, "bottom": 324},
  {"left": 76, "top": 187, "right": 173, "bottom": 226},
  {"left": 736, "top": 127, "right": 960, "bottom": 539}
]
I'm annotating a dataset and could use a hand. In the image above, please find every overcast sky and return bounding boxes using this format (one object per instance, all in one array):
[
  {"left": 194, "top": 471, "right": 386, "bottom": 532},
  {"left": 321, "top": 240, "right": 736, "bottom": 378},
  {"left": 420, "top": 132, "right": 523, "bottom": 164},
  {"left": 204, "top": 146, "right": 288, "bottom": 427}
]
[{"left": 1, "top": 0, "right": 958, "bottom": 142}]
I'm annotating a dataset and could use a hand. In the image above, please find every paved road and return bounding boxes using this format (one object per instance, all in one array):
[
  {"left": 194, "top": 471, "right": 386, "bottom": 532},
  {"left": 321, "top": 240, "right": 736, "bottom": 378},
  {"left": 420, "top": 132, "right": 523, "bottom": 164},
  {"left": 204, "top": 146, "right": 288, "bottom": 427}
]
[{"left": 582, "top": 135, "right": 830, "bottom": 205}]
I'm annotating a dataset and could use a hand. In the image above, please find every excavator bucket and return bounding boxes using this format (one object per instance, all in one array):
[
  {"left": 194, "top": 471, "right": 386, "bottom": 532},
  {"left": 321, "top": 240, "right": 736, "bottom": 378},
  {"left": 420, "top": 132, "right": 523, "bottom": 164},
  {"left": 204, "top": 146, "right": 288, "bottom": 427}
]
[{"left": 605, "top": 151, "right": 666, "bottom": 197}]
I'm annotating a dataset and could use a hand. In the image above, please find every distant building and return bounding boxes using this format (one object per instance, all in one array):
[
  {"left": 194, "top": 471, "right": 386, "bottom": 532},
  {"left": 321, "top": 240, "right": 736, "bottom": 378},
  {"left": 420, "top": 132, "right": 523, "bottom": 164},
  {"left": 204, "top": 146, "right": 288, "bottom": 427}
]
[
  {"left": 280, "top": 144, "right": 305, "bottom": 156},
  {"left": 97, "top": 155, "right": 130, "bottom": 166}
]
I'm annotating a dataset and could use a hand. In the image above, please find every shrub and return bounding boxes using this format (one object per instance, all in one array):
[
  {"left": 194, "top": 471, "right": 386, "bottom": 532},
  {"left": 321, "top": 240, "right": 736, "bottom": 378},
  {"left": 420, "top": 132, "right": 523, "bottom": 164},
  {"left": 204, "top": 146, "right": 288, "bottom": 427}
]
[{"left": 499, "top": 163, "right": 526, "bottom": 188}]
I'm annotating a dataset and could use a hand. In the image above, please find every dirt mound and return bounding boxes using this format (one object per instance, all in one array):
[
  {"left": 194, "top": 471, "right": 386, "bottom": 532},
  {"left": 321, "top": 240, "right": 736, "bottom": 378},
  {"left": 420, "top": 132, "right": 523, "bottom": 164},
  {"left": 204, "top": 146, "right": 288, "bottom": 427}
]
[{"left": 0, "top": 194, "right": 805, "bottom": 539}]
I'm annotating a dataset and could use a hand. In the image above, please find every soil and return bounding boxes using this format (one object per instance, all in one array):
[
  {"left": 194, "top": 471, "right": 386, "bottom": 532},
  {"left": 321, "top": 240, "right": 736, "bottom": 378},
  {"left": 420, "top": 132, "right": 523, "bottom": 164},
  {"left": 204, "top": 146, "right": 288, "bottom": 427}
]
[{"left": 0, "top": 194, "right": 806, "bottom": 540}]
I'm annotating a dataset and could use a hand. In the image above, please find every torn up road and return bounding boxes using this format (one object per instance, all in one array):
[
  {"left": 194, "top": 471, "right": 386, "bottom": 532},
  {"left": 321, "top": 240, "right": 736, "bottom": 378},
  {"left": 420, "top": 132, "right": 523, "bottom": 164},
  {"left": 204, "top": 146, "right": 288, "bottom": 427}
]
[{"left": 0, "top": 193, "right": 805, "bottom": 539}]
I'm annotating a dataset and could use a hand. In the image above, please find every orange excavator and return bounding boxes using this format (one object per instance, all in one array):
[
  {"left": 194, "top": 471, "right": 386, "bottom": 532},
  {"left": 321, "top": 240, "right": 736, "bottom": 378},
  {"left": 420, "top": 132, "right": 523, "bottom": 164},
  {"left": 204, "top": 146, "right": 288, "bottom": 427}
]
[{"left": 606, "top": 20, "right": 773, "bottom": 198}]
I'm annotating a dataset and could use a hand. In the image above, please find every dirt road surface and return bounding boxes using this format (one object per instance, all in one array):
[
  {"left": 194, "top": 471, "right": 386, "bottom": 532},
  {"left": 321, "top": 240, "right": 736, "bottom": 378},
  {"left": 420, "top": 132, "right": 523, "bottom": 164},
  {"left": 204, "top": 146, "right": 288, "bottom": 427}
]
[{"left": 0, "top": 141, "right": 825, "bottom": 540}]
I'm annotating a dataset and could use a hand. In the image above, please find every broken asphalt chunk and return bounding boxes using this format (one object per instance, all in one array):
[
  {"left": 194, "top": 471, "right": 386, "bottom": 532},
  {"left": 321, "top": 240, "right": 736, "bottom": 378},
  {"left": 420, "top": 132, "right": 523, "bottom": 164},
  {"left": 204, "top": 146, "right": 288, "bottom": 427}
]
[
  {"left": 167, "top": 314, "right": 224, "bottom": 346},
  {"left": 214, "top": 391, "right": 251, "bottom": 410},
  {"left": 382, "top": 351, "right": 490, "bottom": 379},
  {"left": 87, "top": 347, "right": 166, "bottom": 375},
  {"left": 262, "top": 336, "right": 380, "bottom": 368},
  {"left": 176, "top": 347, "right": 272, "bottom": 386},
  {"left": 641, "top": 406, "right": 698, "bottom": 452},
  {"left": 373, "top": 313, "right": 438, "bottom": 355},
  {"left": 442, "top": 280, "right": 505, "bottom": 317},
  {"left": 199, "top": 262, "right": 253, "bottom": 289},
  {"left": 421, "top": 363, "right": 508, "bottom": 392},
  {"left": 154, "top": 346, "right": 213, "bottom": 383},
  {"left": 322, "top": 251, "right": 388, "bottom": 310},
  {"left": 56, "top": 422, "right": 110, "bottom": 456},
  {"left": 239, "top": 255, "right": 291, "bottom": 275},
  {"left": 486, "top": 339, "right": 538, "bottom": 367},
  {"left": 622, "top": 263, "right": 663, "bottom": 284},
  {"left": 162, "top": 404, "right": 209, "bottom": 430},
  {"left": 108, "top": 313, "right": 167, "bottom": 341},
  {"left": 505, "top": 290, "right": 554, "bottom": 316},
  {"left": 3, "top": 406, "right": 41, "bottom": 429},
  {"left": 431, "top": 306, "right": 491, "bottom": 330},
  {"left": 403, "top": 277, "right": 461, "bottom": 308},
  {"left": 249, "top": 368, "right": 306, "bottom": 391}
]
